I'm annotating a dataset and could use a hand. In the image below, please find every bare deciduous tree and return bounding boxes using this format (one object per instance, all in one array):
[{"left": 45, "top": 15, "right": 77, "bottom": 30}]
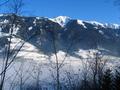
[
  {"left": 89, "top": 51, "right": 107, "bottom": 90},
  {"left": 28, "top": 62, "right": 43, "bottom": 90},
  {"left": 0, "top": 0, "right": 10, "bottom": 7},
  {"left": 81, "top": 58, "right": 91, "bottom": 90},
  {"left": 0, "top": 0, "right": 41, "bottom": 90},
  {"left": 8, "top": 0, "right": 24, "bottom": 15},
  {"left": 48, "top": 29, "right": 76, "bottom": 90}
]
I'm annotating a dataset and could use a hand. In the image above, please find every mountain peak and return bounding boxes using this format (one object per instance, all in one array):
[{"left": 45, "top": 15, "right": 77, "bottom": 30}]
[
  {"left": 49, "top": 16, "right": 120, "bottom": 29},
  {"left": 49, "top": 16, "right": 71, "bottom": 27}
]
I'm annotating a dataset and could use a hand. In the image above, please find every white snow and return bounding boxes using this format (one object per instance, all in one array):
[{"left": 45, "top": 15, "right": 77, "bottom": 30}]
[
  {"left": 0, "top": 27, "right": 2, "bottom": 31},
  {"left": 4, "top": 19, "right": 9, "bottom": 23},
  {"left": 49, "top": 16, "right": 71, "bottom": 27},
  {"left": 112, "top": 24, "right": 120, "bottom": 29},
  {"left": 12, "top": 25, "right": 20, "bottom": 34},
  {"left": 0, "top": 19, "right": 9, "bottom": 24},
  {"left": 36, "top": 17, "right": 40, "bottom": 20},
  {"left": 85, "top": 21, "right": 120, "bottom": 29},
  {"left": 77, "top": 20, "right": 87, "bottom": 28},
  {"left": 0, "top": 14, "right": 3, "bottom": 17},
  {"left": 87, "top": 21, "right": 105, "bottom": 27},
  {"left": 33, "top": 19, "right": 37, "bottom": 26},
  {"left": 99, "top": 30, "right": 104, "bottom": 35},
  {"left": 116, "top": 33, "right": 119, "bottom": 37},
  {"left": 76, "top": 49, "right": 99, "bottom": 59},
  {"left": 28, "top": 26, "right": 33, "bottom": 31},
  {"left": 104, "top": 23, "right": 120, "bottom": 29}
]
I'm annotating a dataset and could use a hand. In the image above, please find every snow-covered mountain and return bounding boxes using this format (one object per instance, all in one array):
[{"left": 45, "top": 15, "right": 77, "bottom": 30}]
[
  {"left": 1, "top": 14, "right": 120, "bottom": 90},
  {"left": 51, "top": 16, "right": 120, "bottom": 29},
  {"left": 0, "top": 14, "right": 120, "bottom": 59}
]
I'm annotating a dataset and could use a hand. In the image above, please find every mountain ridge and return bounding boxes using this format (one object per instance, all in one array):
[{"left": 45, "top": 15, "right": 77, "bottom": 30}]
[
  {"left": 50, "top": 15, "right": 120, "bottom": 29},
  {"left": 0, "top": 14, "right": 120, "bottom": 59}
]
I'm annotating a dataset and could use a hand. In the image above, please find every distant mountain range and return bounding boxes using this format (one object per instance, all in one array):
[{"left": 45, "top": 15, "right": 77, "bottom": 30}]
[{"left": 0, "top": 14, "right": 120, "bottom": 59}]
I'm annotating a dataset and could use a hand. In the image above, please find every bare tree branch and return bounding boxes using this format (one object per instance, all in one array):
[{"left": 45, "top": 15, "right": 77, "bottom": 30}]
[{"left": 0, "top": 0, "right": 10, "bottom": 6}]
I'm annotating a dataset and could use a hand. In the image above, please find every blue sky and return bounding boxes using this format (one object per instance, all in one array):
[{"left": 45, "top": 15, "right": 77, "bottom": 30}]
[{"left": 0, "top": 0, "right": 120, "bottom": 24}]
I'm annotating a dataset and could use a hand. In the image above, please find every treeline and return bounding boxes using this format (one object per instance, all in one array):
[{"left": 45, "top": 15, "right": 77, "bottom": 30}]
[
  {"left": 64, "top": 66, "right": 120, "bottom": 90},
  {"left": 14, "top": 57, "right": 119, "bottom": 90}
]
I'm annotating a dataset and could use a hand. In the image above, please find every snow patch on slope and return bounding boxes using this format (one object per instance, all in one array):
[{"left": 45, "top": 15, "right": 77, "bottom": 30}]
[
  {"left": 86, "top": 21, "right": 105, "bottom": 28},
  {"left": 10, "top": 37, "right": 48, "bottom": 61},
  {"left": 77, "top": 20, "right": 87, "bottom": 28},
  {"left": 99, "top": 30, "right": 104, "bottom": 35},
  {"left": 104, "top": 23, "right": 120, "bottom": 29},
  {"left": 113, "top": 24, "right": 120, "bottom": 29},
  {"left": 86, "top": 21, "right": 120, "bottom": 29},
  {"left": 0, "top": 14, "right": 4, "bottom": 17}
]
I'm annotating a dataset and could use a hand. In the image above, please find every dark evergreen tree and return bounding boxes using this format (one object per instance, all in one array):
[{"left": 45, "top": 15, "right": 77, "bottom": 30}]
[
  {"left": 101, "top": 69, "right": 112, "bottom": 90},
  {"left": 114, "top": 67, "right": 120, "bottom": 90}
]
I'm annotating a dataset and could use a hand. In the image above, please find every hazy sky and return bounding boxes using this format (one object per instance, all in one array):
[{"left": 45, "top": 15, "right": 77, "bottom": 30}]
[{"left": 0, "top": 0, "right": 120, "bottom": 24}]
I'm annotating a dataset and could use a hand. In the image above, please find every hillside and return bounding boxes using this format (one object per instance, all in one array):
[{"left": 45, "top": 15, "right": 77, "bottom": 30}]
[{"left": 0, "top": 14, "right": 120, "bottom": 59}]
